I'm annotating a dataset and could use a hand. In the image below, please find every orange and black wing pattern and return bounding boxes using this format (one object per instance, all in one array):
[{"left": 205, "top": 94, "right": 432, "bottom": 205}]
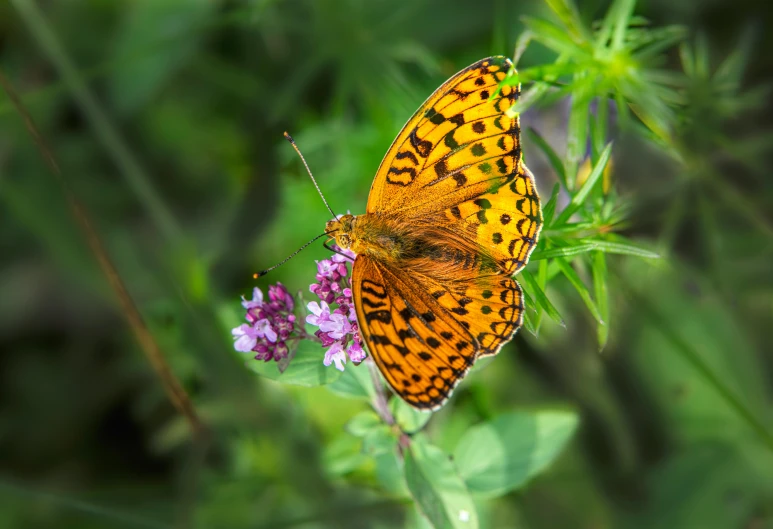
[
  {"left": 353, "top": 56, "right": 542, "bottom": 409},
  {"left": 352, "top": 256, "right": 478, "bottom": 410},
  {"left": 366, "top": 56, "right": 542, "bottom": 276}
]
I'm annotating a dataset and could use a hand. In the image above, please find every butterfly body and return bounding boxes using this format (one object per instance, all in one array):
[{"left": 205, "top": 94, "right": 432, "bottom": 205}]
[{"left": 329, "top": 56, "right": 542, "bottom": 410}]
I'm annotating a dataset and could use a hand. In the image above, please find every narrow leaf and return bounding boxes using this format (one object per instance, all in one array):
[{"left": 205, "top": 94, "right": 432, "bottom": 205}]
[
  {"left": 544, "top": 0, "right": 592, "bottom": 44},
  {"left": 530, "top": 242, "right": 598, "bottom": 260},
  {"left": 522, "top": 302, "right": 538, "bottom": 336},
  {"left": 555, "top": 142, "right": 613, "bottom": 225},
  {"left": 542, "top": 183, "right": 561, "bottom": 226},
  {"left": 522, "top": 17, "right": 589, "bottom": 57},
  {"left": 556, "top": 257, "right": 603, "bottom": 323},
  {"left": 611, "top": 0, "right": 636, "bottom": 51},
  {"left": 520, "top": 270, "right": 565, "bottom": 327},
  {"left": 591, "top": 251, "right": 610, "bottom": 350},
  {"left": 526, "top": 129, "right": 567, "bottom": 190},
  {"left": 586, "top": 238, "right": 661, "bottom": 258},
  {"left": 564, "top": 81, "right": 594, "bottom": 189}
]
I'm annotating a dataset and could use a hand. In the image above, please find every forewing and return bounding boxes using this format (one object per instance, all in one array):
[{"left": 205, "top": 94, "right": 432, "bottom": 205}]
[
  {"left": 444, "top": 164, "right": 542, "bottom": 275},
  {"left": 367, "top": 56, "right": 520, "bottom": 217},
  {"left": 366, "top": 55, "right": 542, "bottom": 274},
  {"left": 352, "top": 256, "right": 477, "bottom": 410}
]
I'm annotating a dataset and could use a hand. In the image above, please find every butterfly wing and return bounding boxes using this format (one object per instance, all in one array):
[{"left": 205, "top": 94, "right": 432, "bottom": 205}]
[
  {"left": 366, "top": 55, "right": 542, "bottom": 276},
  {"left": 352, "top": 254, "right": 525, "bottom": 409},
  {"left": 352, "top": 255, "right": 477, "bottom": 410}
]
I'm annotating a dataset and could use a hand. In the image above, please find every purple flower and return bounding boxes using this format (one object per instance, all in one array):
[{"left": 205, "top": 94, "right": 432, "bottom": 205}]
[
  {"left": 324, "top": 342, "right": 348, "bottom": 372},
  {"left": 306, "top": 301, "right": 331, "bottom": 326},
  {"left": 254, "top": 318, "right": 277, "bottom": 343},
  {"left": 319, "top": 312, "right": 352, "bottom": 340},
  {"left": 241, "top": 287, "right": 264, "bottom": 309},
  {"left": 232, "top": 282, "right": 300, "bottom": 363},
  {"left": 347, "top": 336, "right": 366, "bottom": 363},
  {"left": 307, "top": 244, "right": 366, "bottom": 371},
  {"left": 232, "top": 324, "right": 260, "bottom": 352}
]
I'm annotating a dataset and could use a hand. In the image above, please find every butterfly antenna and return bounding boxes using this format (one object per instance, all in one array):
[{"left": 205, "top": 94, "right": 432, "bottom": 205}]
[
  {"left": 284, "top": 132, "right": 338, "bottom": 219},
  {"left": 254, "top": 231, "right": 335, "bottom": 278}
]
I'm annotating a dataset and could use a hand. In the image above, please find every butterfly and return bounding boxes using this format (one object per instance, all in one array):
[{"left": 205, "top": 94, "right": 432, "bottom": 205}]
[{"left": 327, "top": 56, "right": 542, "bottom": 410}]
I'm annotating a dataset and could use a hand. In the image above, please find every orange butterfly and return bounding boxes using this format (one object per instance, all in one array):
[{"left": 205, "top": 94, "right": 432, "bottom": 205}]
[{"left": 327, "top": 56, "right": 542, "bottom": 410}]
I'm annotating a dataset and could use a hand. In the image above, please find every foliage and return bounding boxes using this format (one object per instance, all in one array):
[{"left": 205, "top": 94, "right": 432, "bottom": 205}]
[{"left": 0, "top": 0, "right": 771, "bottom": 528}]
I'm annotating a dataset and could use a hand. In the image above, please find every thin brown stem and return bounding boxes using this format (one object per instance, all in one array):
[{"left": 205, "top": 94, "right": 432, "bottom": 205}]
[
  {"left": 0, "top": 69, "right": 204, "bottom": 437},
  {"left": 366, "top": 358, "right": 395, "bottom": 426}
]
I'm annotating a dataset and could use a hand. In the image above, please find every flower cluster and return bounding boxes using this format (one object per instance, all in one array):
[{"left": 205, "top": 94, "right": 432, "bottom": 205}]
[
  {"left": 306, "top": 248, "right": 366, "bottom": 371},
  {"left": 232, "top": 283, "right": 297, "bottom": 362}
]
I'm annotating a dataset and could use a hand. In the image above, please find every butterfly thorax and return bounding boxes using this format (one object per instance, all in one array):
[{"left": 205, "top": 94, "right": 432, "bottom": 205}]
[
  {"left": 326, "top": 213, "right": 406, "bottom": 262},
  {"left": 326, "top": 213, "right": 499, "bottom": 282}
]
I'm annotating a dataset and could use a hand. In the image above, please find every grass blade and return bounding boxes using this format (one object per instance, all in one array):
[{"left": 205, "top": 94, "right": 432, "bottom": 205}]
[
  {"left": 583, "top": 238, "right": 661, "bottom": 258},
  {"left": 555, "top": 142, "right": 613, "bottom": 225},
  {"left": 564, "top": 81, "right": 594, "bottom": 189},
  {"left": 611, "top": 0, "right": 636, "bottom": 51},
  {"left": 626, "top": 282, "right": 773, "bottom": 452},
  {"left": 526, "top": 128, "right": 567, "bottom": 190},
  {"left": 522, "top": 17, "right": 589, "bottom": 57},
  {"left": 544, "top": 0, "right": 592, "bottom": 44},
  {"left": 556, "top": 257, "right": 603, "bottom": 324},
  {"left": 531, "top": 243, "right": 598, "bottom": 260},
  {"left": 11, "top": 0, "right": 182, "bottom": 244},
  {"left": 591, "top": 251, "right": 610, "bottom": 350},
  {"left": 521, "top": 270, "right": 566, "bottom": 327},
  {"left": 541, "top": 183, "right": 561, "bottom": 226},
  {"left": 0, "top": 69, "right": 204, "bottom": 436}
]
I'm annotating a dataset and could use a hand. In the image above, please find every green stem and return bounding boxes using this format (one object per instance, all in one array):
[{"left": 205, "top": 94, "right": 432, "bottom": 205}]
[
  {"left": 11, "top": 0, "right": 182, "bottom": 244},
  {"left": 626, "top": 283, "right": 773, "bottom": 452}
]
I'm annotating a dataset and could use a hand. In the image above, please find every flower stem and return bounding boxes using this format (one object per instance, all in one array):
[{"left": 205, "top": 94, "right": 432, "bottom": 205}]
[{"left": 366, "top": 358, "right": 395, "bottom": 426}]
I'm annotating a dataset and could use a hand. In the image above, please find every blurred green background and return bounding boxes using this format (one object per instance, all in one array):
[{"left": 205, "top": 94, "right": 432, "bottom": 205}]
[{"left": 1, "top": 0, "right": 772, "bottom": 528}]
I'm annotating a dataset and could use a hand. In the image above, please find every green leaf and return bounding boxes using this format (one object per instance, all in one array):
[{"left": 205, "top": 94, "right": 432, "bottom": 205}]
[
  {"left": 522, "top": 307, "right": 538, "bottom": 336},
  {"left": 555, "top": 142, "right": 613, "bottom": 225},
  {"left": 564, "top": 82, "right": 594, "bottom": 189},
  {"left": 526, "top": 129, "right": 567, "bottom": 191},
  {"left": 345, "top": 411, "right": 382, "bottom": 437},
  {"left": 594, "top": 0, "right": 621, "bottom": 50},
  {"left": 590, "top": 96, "right": 609, "bottom": 161},
  {"left": 391, "top": 398, "right": 432, "bottom": 434},
  {"left": 375, "top": 450, "right": 409, "bottom": 497},
  {"left": 530, "top": 242, "right": 598, "bottom": 260},
  {"left": 405, "top": 439, "right": 479, "bottom": 529},
  {"left": 346, "top": 411, "right": 398, "bottom": 457},
  {"left": 610, "top": 0, "right": 636, "bottom": 50},
  {"left": 541, "top": 183, "right": 561, "bottom": 226},
  {"left": 246, "top": 339, "right": 342, "bottom": 386},
  {"left": 585, "top": 238, "right": 661, "bottom": 259},
  {"left": 531, "top": 238, "right": 660, "bottom": 260},
  {"left": 453, "top": 410, "right": 579, "bottom": 498},
  {"left": 591, "top": 251, "right": 610, "bottom": 350},
  {"left": 556, "top": 257, "right": 603, "bottom": 323},
  {"left": 512, "top": 30, "right": 533, "bottom": 67},
  {"left": 544, "top": 0, "right": 592, "bottom": 44},
  {"left": 326, "top": 361, "right": 376, "bottom": 400},
  {"left": 323, "top": 435, "right": 368, "bottom": 477},
  {"left": 362, "top": 425, "right": 398, "bottom": 456},
  {"left": 632, "top": 25, "right": 688, "bottom": 61},
  {"left": 520, "top": 270, "right": 565, "bottom": 327},
  {"left": 522, "top": 17, "right": 589, "bottom": 58}
]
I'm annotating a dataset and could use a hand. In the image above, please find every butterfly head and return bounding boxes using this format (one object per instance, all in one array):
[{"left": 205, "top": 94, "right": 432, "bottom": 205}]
[{"left": 326, "top": 213, "right": 356, "bottom": 250}]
